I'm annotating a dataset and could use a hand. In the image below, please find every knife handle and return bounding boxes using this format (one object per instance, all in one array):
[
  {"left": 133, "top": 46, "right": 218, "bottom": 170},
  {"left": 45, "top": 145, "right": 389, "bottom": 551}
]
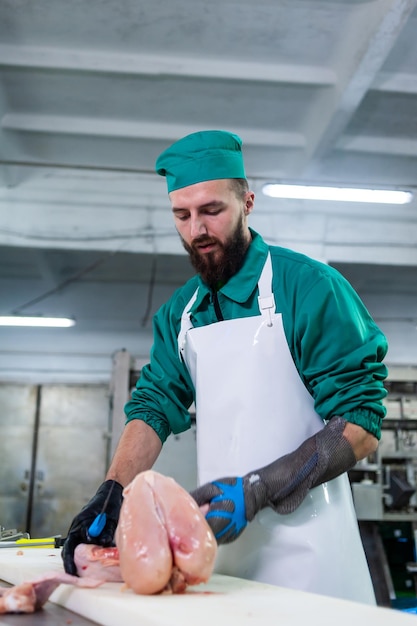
[{"left": 88, "top": 512, "right": 106, "bottom": 538}]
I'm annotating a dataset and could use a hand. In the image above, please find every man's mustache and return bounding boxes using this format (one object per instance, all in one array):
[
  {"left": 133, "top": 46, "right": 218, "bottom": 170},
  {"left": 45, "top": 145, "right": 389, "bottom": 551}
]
[{"left": 191, "top": 236, "right": 220, "bottom": 249}]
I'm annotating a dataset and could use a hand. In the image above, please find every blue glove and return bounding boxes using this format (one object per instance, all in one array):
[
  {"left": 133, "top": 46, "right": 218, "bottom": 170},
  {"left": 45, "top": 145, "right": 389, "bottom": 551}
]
[
  {"left": 190, "top": 476, "right": 266, "bottom": 544},
  {"left": 206, "top": 477, "right": 246, "bottom": 541}
]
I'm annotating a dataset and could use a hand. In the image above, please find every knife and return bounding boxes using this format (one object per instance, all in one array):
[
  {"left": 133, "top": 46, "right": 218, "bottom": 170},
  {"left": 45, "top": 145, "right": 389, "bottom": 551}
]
[
  {"left": 87, "top": 479, "right": 116, "bottom": 539},
  {"left": 0, "top": 537, "right": 63, "bottom": 549}
]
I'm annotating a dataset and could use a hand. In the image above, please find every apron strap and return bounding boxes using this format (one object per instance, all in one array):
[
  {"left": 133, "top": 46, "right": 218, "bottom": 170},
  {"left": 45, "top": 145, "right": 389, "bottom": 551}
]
[
  {"left": 257, "top": 252, "right": 276, "bottom": 327},
  {"left": 178, "top": 287, "right": 199, "bottom": 359}
]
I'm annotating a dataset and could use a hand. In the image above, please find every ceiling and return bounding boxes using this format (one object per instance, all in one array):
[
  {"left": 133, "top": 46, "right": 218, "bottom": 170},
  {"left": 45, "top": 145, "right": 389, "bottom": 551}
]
[{"left": 0, "top": 0, "right": 416, "bottom": 331}]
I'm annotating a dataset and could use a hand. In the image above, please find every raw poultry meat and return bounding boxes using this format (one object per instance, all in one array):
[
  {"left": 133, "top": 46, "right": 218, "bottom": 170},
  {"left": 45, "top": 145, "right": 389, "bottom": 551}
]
[
  {"left": 74, "top": 544, "right": 123, "bottom": 582},
  {"left": 74, "top": 471, "right": 217, "bottom": 594},
  {"left": 115, "top": 470, "right": 217, "bottom": 594},
  {"left": 0, "top": 571, "right": 101, "bottom": 614}
]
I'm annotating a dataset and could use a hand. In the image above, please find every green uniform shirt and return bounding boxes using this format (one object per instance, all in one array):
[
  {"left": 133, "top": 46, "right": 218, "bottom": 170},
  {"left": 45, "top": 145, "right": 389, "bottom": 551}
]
[{"left": 125, "top": 230, "right": 388, "bottom": 443}]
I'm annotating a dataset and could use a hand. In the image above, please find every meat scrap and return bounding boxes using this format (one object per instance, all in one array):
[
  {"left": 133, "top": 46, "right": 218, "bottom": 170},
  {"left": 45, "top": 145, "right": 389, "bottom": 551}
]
[
  {"left": 74, "top": 544, "right": 123, "bottom": 582},
  {"left": 115, "top": 470, "right": 217, "bottom": 594},
  {"left": 0, "top": 582, "right": 36, "bottom": 614},
  {"left": 0, "top": 571, "right": 101, "bottom": 614}
]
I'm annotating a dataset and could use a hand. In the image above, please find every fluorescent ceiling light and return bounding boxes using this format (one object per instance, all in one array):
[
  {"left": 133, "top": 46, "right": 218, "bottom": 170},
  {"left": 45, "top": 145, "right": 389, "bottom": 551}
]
[
  {"left": 262, "top": 184, "right": 413, "bottom": 205},
  {"left": 0, "top": 316, "right": 75, "bottom": 328}
]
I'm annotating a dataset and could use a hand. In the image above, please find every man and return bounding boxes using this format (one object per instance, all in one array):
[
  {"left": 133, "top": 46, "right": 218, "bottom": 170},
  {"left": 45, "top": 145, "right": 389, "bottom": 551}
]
[{"left": 63, "top": 130, "right": 388, "bottom": 604}]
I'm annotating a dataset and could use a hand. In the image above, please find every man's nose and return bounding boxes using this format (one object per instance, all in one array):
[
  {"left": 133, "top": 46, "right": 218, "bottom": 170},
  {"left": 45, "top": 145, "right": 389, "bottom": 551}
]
[{"left": 190, "top": 216, "right": 208, "bottom": 238}]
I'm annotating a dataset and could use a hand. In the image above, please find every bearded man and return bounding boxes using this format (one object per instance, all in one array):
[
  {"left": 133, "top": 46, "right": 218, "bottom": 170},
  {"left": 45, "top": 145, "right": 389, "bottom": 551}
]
[{"left": 63, "top": 130, "right": 388, "bottom": 605}]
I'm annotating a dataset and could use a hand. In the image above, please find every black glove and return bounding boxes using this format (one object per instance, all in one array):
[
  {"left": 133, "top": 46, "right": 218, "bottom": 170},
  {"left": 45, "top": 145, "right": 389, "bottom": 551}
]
[
  {"left": 191, "top": 417, "right": 356, "bottom": 544},
  {"left": 62, "top": 480, "right": 123, "bottom": 575}
]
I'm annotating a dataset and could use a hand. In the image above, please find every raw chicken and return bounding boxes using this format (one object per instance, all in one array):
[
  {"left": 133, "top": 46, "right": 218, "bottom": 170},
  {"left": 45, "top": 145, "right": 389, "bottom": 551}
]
[
  {"left": 0, "top": 571, "right": 101, "bottom": 614},
  {"left": 0, "top": 582, "right": 36, "bottom": 614},
  {"left": 74, "top": 544, "right": 123, "bottom": 582},
  {"left": 115, "top": 470, "right": 217, "bottom": 594}
]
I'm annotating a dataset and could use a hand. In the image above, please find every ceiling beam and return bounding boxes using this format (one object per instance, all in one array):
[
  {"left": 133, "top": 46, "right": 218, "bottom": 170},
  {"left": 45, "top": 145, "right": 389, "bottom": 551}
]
[
  {"left": 337, "top": 134, "right": 417, "bottom": 157},
  {"left": 1, "top": 114, "right": 306, "bottom": 149},
  {"left": 0, "top": 43, "right": 336, "bottom": 86},
  {"left": 374, "top": 71, "right": 417, "bottom": 94}
]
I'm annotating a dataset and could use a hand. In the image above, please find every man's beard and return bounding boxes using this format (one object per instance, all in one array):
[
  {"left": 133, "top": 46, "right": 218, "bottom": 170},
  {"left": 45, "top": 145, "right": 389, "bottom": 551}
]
[{"left": 180, "top": 216, "right": 250, "bottom": 288}]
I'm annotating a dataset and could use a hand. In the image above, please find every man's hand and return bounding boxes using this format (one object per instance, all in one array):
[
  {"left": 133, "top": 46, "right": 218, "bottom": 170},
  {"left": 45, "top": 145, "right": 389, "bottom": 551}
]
[
  {"left": 61, "top": 480, "right": 123, "bottom": 575},
  {"left": 191, "top": 476, "right": 262, "bottom": 544},
  {"left": 191, "top": 417, "right": 358, "bottom": 544}
]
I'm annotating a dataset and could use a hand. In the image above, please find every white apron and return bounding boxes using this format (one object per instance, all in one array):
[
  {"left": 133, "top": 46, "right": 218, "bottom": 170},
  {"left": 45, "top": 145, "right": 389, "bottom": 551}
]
[{"left": 178, "top": 253, "right": 375, "bottom": 604}]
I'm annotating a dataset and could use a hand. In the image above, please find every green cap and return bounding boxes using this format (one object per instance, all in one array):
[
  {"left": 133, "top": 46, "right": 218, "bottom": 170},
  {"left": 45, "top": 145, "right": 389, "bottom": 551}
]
[{"left": 155, "top": 130, "right": 246, "bottom": 193}]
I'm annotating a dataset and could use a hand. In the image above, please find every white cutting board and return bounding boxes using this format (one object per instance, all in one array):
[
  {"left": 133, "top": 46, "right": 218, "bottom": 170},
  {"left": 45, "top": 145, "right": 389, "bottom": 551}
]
[{"left": 0, "top": 548, "right": 415, "bottom": 626}]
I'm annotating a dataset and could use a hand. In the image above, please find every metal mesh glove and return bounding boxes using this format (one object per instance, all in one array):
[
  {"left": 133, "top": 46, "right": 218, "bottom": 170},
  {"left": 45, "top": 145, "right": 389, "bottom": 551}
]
[
  {"left": 191, "top": 417, "right": 356, "bottom": 544},
  {"left": 61, "top": 480, "right": 123, "bottom": 575}
]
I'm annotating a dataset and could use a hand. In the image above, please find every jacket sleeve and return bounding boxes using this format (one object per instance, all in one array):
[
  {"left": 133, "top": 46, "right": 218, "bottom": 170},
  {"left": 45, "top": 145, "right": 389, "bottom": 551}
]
[
  {"left": 124, "top": 298, "right": 196, "bottom": 444},
  {"left": 286, "top": 266, "right": 388, "bottom": 439}
]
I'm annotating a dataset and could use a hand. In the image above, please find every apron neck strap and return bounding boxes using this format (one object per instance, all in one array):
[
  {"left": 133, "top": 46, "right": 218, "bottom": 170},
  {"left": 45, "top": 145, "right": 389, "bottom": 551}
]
[
  {"left": 178, "top": 287, "right": 199, "bottom": 358},
  {"left": 257, "top": 252, "right": 276, "bottom": 327}
]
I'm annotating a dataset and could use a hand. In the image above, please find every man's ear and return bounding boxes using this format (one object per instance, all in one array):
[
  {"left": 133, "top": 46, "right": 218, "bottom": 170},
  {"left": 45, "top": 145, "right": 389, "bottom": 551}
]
[{"left": 244, "top": 192, "right": 255, "bottom": 215}]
